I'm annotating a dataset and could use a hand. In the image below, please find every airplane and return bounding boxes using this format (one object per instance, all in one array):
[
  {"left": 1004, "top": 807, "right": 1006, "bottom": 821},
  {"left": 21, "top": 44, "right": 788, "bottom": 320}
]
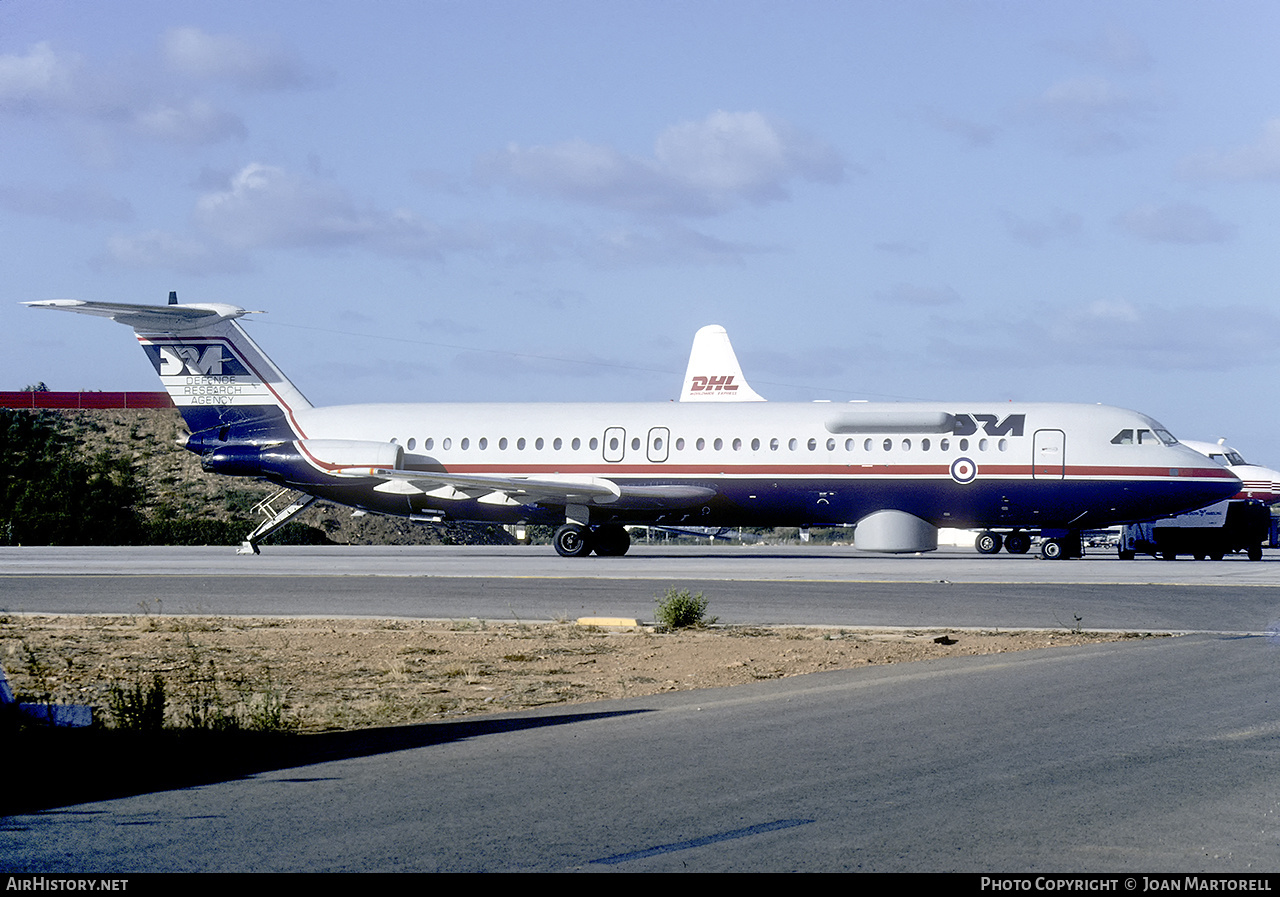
[
  {"left": 1182, "top": 438, "right": 1280, "bottom": 505},
  {"left": 26, "top": 296, "right": 1241, "bottom": 559},
  {"left": 1117, "top": 438, "right": 1280, "bottom": 561}
]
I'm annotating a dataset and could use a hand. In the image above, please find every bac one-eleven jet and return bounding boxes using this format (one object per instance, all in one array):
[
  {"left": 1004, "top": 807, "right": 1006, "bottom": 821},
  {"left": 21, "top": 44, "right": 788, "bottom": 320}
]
[{"left": 27, "top": 296, "right": 1240, "bottom": 559}]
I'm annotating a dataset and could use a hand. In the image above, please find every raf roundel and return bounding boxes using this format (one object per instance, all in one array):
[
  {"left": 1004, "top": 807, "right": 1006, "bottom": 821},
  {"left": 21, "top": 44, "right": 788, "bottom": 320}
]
[{"left": 950, "top": 456, "right": 978, "bottom": 485}]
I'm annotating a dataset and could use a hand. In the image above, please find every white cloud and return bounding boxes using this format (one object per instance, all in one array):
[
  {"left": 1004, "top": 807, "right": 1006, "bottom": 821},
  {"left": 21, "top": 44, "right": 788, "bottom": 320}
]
[
  {"left": 1022, "top": 76, "right": 1154, "bottom": 154},
  {"left": 0, "top": 40, "right": 246, "bottom": 146},
  {"left": 106, "top": 159, "right": 770, "bottom": 275},
  {"left": 476, "top": 110, "right": 844, "bottom": 216},
  {"left": 134, "top": 98, "right": 246, "bottom": 145},
  {"left": 1180, "top": 119, "right": 1280, "bottom": 181},
  {"left": 102, "top": 230, "right": 247, "bottom": 276},
  {"left": 193, "top": 163, "right": 464, "bottom": 257},
  {"left": 105, "top": 163, "right": 489, "bottom": 274},
  {"left": 161, "top": 26, "right": 320, "bottom": 91},
  {"left": 1114, "top": 203, "right": 1236, "bottom": 244},
  {"left": 0, "top": 42, "right": 94, "bottom": 117}
]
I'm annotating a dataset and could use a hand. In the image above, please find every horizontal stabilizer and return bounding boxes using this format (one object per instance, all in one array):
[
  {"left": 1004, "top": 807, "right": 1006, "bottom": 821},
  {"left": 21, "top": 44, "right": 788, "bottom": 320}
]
[{"left": 25, "top": 299, "right": 256, "bottom": 332}]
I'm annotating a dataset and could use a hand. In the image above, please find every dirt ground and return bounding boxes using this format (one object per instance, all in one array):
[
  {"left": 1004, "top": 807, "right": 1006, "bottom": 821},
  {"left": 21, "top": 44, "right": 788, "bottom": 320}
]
[{"left": 0, "top": 613, "right": 1149, "bottom": 733}]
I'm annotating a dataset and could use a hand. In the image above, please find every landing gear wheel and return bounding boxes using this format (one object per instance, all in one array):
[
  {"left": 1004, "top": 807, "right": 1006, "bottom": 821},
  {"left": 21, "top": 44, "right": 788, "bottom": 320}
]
[
  {"left": 976, "top": 531, "right": 1003, "bottom": 555},
  {"left": 1040, "top": 538, "right": 1065, "bottom": 560},
  {"left": 591, "top": 524, "right": 631, "bottom": 557},
  {"left": 1118, "top": 548, "right": 1136, "bottom": 561},
  {"left": 1249, "top": 545, "right": 1263, "bottom": 562},
  {"left": 1161, "top": 550, "right": 1177, "bottom": 561},
  {"left": 553, "top": 523, "right": 592, "bottom": 558},
  {"left": 1004, "top": 532, "right": 1031, "bottom": 555}
]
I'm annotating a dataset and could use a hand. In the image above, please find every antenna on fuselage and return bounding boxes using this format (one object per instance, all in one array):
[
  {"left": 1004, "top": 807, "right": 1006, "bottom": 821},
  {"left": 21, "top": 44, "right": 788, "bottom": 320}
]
[{"left": 168, "top": 291, "right": 178, "bottom": 305}]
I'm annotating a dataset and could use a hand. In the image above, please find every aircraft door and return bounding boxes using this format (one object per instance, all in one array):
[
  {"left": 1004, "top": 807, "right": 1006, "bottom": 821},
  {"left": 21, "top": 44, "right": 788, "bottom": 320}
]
[
  {"left": 647, "top": 427, "right": 670, "bottom": 463},
  {"left": 1032, "top": 429, "right": 1065, "bottom": 479},
  {"left": 603, "top": 427, "right": 626, "bottom": 463}
]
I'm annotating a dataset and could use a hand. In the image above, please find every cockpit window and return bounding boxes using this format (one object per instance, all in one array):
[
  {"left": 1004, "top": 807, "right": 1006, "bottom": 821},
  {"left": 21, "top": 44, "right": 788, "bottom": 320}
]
[
  {"left": 1112, "top": 427, "right": 1179, "bottom": 446},
  {"left": 1228, "top": 452, "right": 1247, "bottom": 465}
]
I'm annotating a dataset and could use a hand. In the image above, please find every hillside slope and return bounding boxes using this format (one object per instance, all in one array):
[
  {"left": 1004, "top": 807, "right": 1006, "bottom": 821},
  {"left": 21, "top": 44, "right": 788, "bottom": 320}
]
[{"left": 36, "top": 408, "right": 515, "bottom": 546}]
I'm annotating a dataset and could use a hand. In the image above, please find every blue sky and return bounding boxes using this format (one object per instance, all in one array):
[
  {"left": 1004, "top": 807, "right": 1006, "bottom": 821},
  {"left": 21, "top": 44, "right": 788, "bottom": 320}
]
[{"left": 4, "top": 1, "right": 1280, "bottom": 460}]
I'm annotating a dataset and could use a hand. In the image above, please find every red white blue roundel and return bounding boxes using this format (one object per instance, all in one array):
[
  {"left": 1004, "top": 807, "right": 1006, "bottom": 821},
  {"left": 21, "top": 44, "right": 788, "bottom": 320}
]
[{"left": 950, "top": 457, "right": 978, "bottom": 484}]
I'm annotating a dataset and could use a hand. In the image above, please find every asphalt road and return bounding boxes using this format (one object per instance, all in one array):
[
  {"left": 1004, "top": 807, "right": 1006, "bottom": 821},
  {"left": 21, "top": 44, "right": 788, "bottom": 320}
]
[
  {"left": 4, "top": 545, "right": 1280, "bottom": 633},
  {"left": 4, "top": 545, "right": 1280, "bottom": 872}
]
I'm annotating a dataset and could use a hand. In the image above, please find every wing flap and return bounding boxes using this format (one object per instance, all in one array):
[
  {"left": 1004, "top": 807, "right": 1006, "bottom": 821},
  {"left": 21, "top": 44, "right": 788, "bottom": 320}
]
[{"left": 364, "top": 469, "right": 714, "bottom": 510}]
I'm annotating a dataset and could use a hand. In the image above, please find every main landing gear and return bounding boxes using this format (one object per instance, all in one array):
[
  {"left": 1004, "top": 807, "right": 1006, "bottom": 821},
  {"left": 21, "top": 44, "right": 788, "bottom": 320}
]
[
  {"left": 975, "top": 530, "right": 1033, "bottom": 556},
  {"left": 974, "top": 529, "right": 1080, "bottom": 559},
  {"left": 1038, "top": 532, "right": 1083, "bottom": 560},
  {"left": 553, "top": 523, "right": 631, "bottom": 557}
]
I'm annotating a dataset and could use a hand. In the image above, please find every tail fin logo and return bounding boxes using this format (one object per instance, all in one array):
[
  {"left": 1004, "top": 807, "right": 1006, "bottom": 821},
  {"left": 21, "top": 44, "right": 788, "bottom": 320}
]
[
  {"left": 689, "top": 375, "right": 739, "bottom": 394},
  {"left": 159, "top": 345, "right": 225, "bottom": 377},
  {"left": 143, "top": 341, "right": 252, "bottom": 379}
]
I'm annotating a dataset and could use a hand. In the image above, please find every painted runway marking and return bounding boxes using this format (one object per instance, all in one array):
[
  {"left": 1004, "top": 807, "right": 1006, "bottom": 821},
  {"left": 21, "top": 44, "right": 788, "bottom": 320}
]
[{"left": 589, "top": 818, "right": 814, "bottom": 865}]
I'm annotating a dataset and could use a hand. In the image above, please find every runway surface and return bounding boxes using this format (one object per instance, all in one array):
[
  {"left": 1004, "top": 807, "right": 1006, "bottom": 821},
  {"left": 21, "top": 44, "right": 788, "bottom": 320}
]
[
  {"left": 4, "top": 545, "right": 1280, "bottom": 633},
  {"left": 4, "top": 545, "right": 1280, "bottom": 871}
]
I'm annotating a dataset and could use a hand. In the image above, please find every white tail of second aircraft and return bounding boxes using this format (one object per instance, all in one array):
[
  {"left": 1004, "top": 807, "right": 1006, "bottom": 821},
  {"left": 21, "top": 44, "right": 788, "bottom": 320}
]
[{"left": 678, "top": 324, "right": 766, "bottom": 402}]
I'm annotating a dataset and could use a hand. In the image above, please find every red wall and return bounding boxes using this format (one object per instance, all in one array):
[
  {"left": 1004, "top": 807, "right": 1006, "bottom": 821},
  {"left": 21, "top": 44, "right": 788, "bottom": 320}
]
[{"left": 0, "top": 391, "right": 173, "bottom": 409}]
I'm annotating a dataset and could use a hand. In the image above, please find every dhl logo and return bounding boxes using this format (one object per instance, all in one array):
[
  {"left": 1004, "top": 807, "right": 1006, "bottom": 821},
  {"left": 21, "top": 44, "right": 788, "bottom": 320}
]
[{"left": 689, "top": 375, "right": 739, "bottom": 393}]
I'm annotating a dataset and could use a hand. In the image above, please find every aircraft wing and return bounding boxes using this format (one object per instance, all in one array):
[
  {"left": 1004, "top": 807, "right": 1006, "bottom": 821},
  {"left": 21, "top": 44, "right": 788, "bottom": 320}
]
[{"left": 366, "top": 469, "right": 715, "bottom": 509}]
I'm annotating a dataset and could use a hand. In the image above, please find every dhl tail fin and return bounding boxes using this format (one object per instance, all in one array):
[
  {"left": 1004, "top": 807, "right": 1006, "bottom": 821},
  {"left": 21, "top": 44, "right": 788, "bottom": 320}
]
[
  {"left": 25, "top": 297, "right": 311, "bottom": 448},
  {"left": 679, "top": 324, "right": 766, "bottom": 402}
]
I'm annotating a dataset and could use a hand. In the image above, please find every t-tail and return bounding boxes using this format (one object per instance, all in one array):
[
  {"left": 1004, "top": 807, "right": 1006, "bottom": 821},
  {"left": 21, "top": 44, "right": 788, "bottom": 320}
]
[{"left": 24, "top": 297, "right": 311, "bottom": 451}]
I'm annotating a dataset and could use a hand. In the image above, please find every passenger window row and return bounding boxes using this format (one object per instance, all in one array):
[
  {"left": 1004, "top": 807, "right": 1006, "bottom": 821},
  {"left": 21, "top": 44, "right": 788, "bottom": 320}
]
[{"left": 389, "top": 434, "right": 1011, "bottom": 454}]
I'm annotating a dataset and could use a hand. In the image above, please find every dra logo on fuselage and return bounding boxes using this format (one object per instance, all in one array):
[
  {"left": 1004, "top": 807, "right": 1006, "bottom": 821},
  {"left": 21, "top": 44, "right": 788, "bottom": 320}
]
[{"left": 952, "top": 413, "right": 1025, "bottom": 438}]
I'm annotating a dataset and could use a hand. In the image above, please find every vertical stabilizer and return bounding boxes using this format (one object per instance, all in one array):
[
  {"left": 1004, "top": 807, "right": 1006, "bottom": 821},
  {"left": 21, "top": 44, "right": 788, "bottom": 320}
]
[
  {"left": 679, "top": 324, "right": 766, "bottom": 402},
  {"left": 25, "top": 300, "right": 311, "bottom": 445}
]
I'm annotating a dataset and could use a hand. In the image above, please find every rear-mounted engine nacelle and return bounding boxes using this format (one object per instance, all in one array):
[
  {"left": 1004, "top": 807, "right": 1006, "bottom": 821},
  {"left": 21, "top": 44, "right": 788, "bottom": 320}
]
[{"left": 202, "top": 439, "right": 404, "bottom": 478}]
